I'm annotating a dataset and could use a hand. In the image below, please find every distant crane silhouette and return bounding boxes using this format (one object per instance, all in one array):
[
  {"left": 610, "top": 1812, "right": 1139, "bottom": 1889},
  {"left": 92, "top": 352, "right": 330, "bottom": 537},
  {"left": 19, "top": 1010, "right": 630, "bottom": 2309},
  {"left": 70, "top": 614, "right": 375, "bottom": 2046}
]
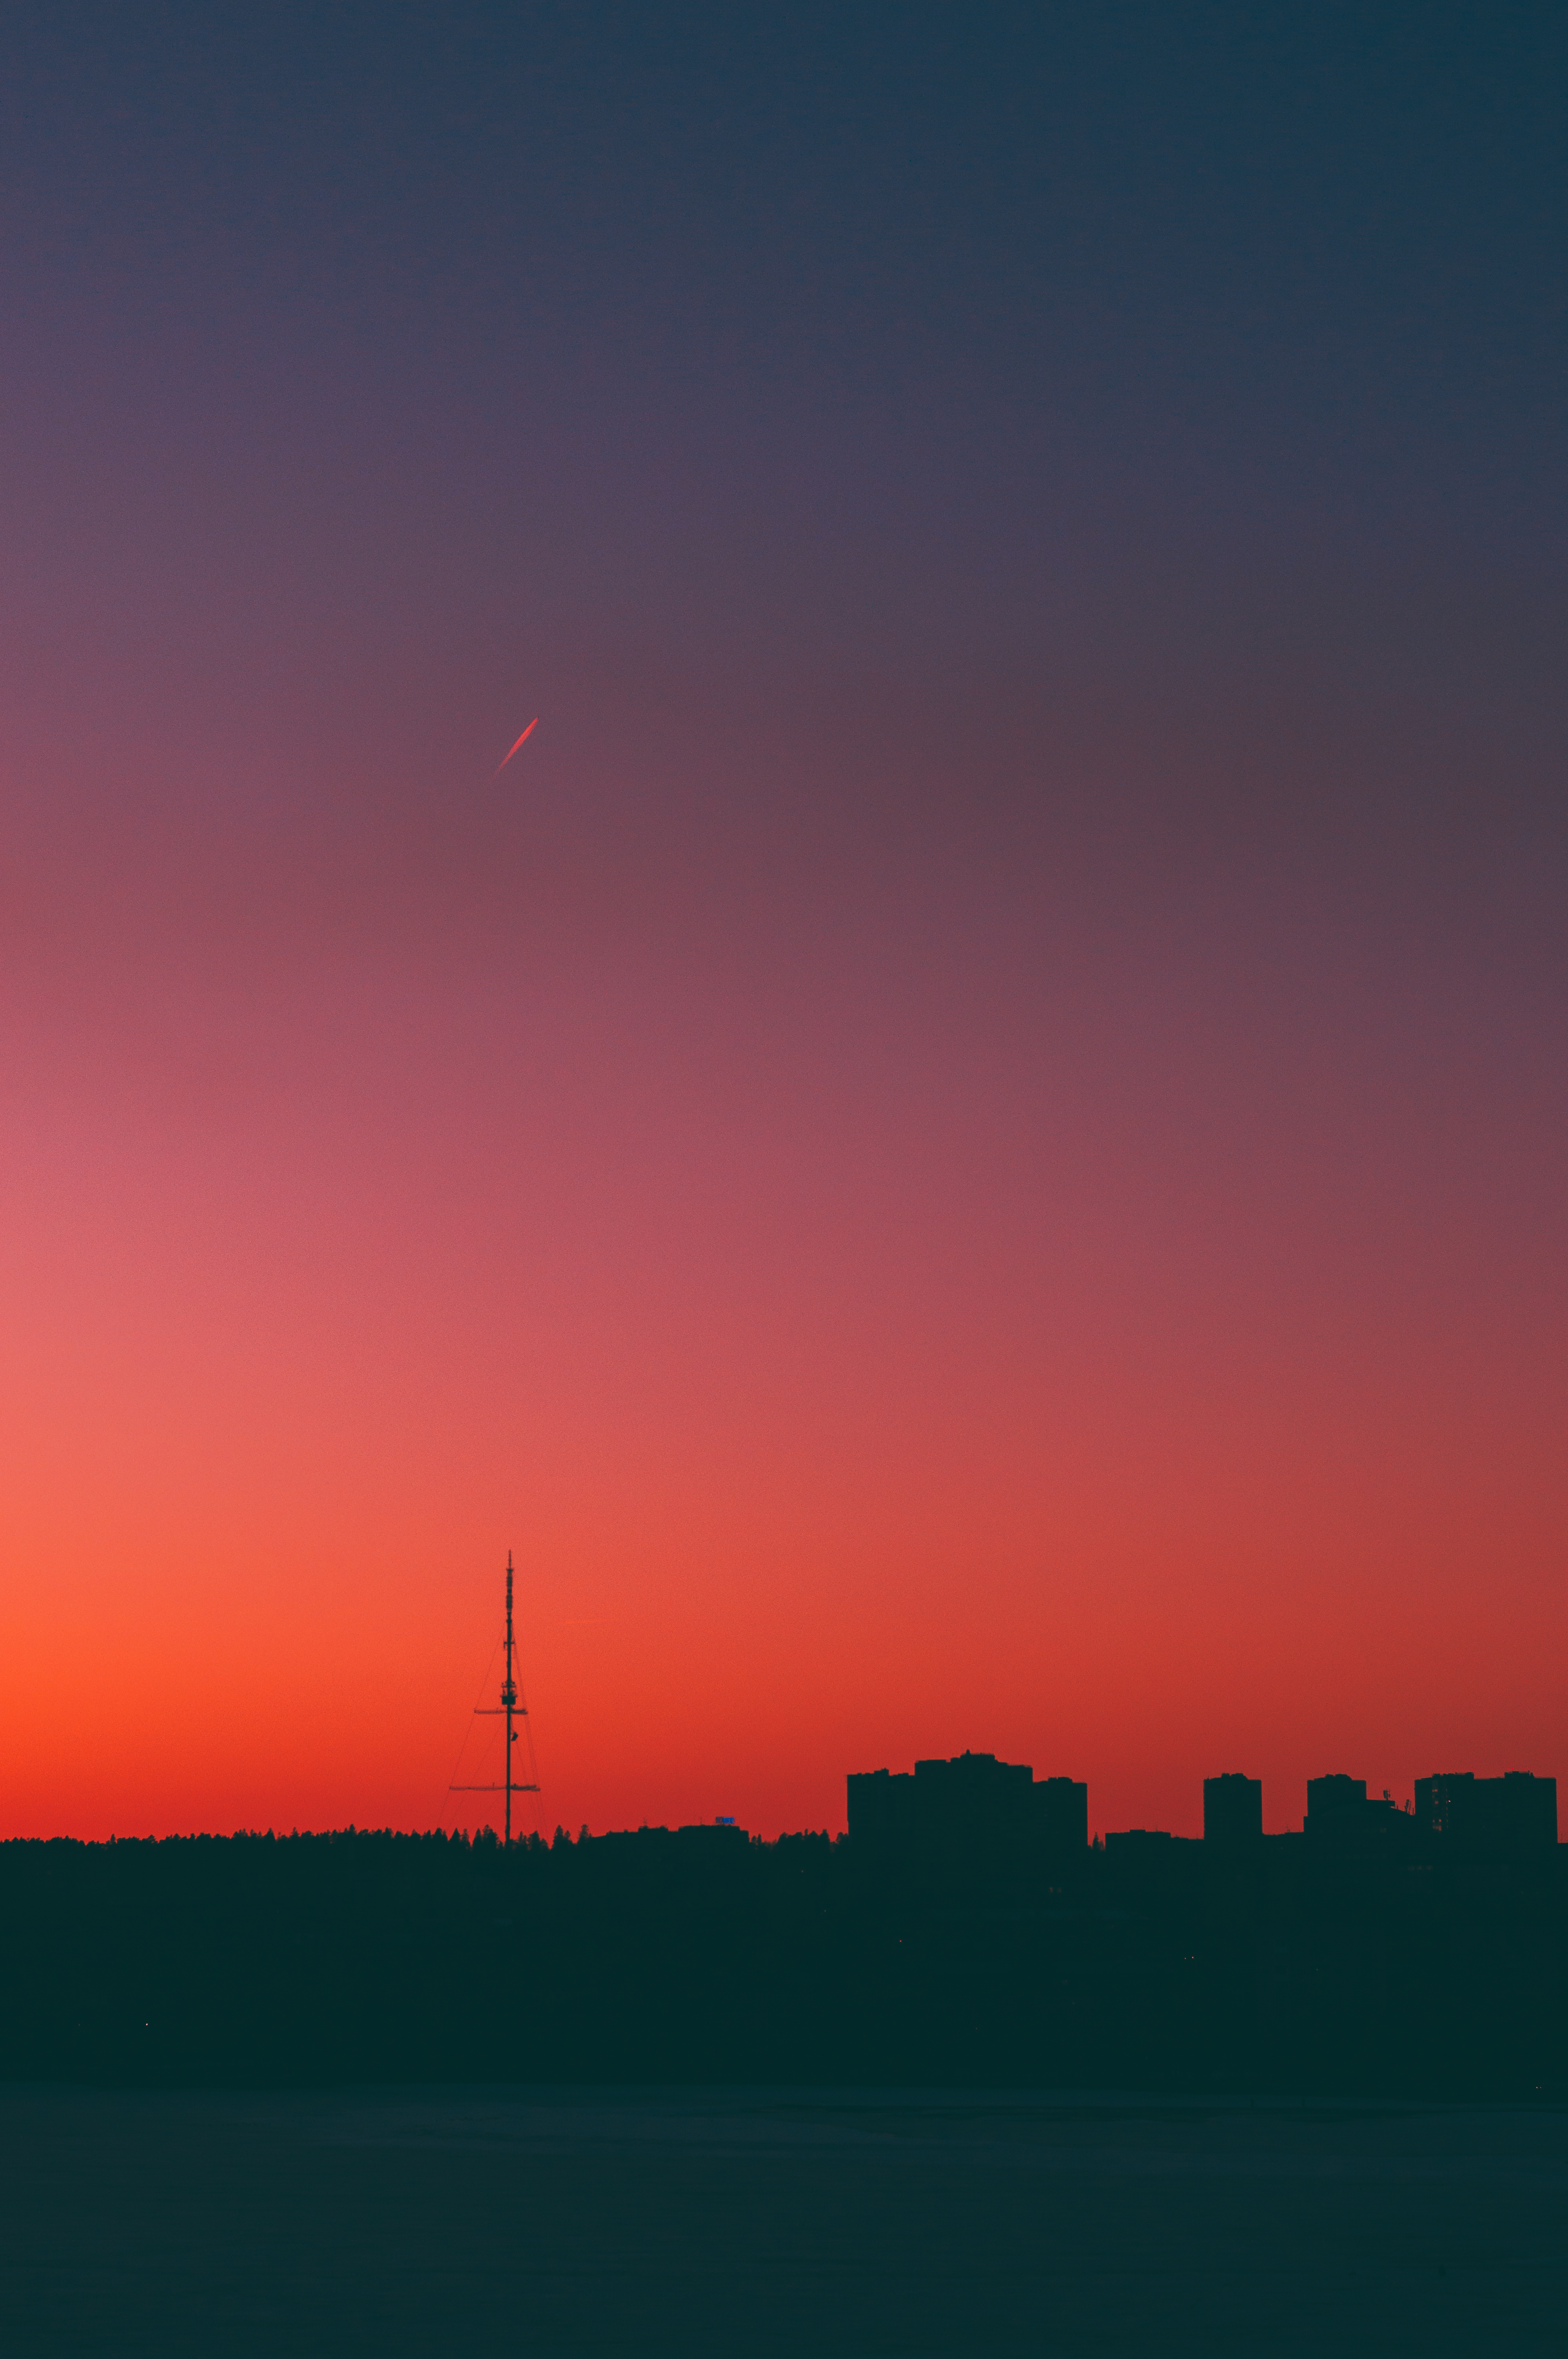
[{"left": 450, "top": 1552, "right": 539, "bottom": 1845}]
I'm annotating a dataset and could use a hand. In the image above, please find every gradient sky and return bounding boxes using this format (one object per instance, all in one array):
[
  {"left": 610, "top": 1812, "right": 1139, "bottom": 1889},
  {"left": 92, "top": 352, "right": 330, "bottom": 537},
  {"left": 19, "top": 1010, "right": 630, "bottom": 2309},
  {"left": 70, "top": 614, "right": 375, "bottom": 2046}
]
[{"left": 2, "top": 4, "right": 1564, "bottom": 1841}]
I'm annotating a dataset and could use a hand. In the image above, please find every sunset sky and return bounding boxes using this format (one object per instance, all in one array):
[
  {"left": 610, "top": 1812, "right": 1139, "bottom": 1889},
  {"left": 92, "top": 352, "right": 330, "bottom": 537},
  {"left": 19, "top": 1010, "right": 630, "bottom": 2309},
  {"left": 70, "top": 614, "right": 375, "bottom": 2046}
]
[{"left": 2, "top": 5, "right": 1564, "bottom": 1842}]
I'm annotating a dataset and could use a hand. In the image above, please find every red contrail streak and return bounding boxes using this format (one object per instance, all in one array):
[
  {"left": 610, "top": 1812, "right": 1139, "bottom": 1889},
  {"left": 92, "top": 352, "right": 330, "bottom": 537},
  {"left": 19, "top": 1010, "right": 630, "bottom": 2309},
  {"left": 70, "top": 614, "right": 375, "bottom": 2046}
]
[{"left": 494, "top": 717, "right": 539, "bottom": 773}]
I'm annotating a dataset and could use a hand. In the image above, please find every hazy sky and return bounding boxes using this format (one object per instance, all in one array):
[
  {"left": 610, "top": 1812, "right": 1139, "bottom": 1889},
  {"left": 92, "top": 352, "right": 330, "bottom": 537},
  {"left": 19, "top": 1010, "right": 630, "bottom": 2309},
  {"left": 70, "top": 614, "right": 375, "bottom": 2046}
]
[{"left": 2, "top": 4, "right": 1564, "bottom": 1838}]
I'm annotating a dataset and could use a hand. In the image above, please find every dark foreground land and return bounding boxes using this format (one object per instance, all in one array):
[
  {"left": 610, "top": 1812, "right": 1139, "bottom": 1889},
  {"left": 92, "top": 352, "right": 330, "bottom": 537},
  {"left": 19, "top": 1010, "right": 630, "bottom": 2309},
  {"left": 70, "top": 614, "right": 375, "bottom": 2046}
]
[
  {"left": 3, "top": 1826, "right": 1565, "bottom": 2094},
  {"left": 2, "top": 2083, "right": 1566, "bottom": 2356}
]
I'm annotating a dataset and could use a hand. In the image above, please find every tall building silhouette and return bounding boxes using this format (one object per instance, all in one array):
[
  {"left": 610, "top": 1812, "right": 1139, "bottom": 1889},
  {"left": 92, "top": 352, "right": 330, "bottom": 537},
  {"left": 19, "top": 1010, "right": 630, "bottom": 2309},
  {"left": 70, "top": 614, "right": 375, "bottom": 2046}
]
[
  {"left": 1414, "top": 1770, "right": 1557, "bottom": 1857},
  {"left": 1034, "top": 1772, "right": 1090, "bottom": 1857},
  {"left": 1305, "top": 1773, "right": 1366, "bottom": 1825},
  {"left": 1303, "top": 1774, "right": 1411, "bottom": 1849},
  {"left": 1203, "top": 1772, "right": 1262, "bottom": 1846},
  {"left": 847, "top": 1750, "right": 1087, "bottom": 1881}
]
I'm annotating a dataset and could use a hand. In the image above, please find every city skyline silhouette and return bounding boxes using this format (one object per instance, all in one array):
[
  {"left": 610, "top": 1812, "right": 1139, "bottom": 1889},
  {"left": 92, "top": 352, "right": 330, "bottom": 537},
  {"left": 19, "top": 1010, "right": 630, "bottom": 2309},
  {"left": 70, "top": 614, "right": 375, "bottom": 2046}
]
[{"left": 4, "top": 6, "right": 1566, "bottom": 1861}]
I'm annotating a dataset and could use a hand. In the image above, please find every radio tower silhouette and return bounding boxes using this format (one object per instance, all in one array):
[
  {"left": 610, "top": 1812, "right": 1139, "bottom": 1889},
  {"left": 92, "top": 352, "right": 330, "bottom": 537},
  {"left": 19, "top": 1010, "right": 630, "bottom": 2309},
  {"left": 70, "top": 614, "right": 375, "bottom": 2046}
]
[{"left": 450, "top": 1552, "right": 539, "bottom": 1845}]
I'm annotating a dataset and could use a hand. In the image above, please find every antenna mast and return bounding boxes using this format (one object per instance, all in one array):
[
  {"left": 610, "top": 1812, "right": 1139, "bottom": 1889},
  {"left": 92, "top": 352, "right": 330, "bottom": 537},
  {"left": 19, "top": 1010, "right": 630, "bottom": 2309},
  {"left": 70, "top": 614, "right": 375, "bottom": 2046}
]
[
  {"left": 503, "top": 1558, "right": 519, "bottom": 1847},
  {"left": 450, "top": 1550, "right": 539, "bottom": 1844}
]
